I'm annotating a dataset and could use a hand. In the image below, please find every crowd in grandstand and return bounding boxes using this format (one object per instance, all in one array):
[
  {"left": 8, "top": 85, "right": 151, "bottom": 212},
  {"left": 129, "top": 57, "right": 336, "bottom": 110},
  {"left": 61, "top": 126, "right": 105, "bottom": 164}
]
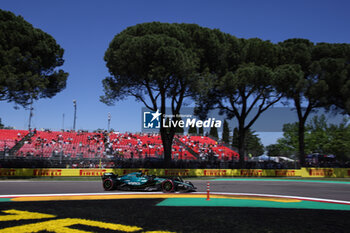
[
  {"left": 1, "top": 129, "right": 349, "bottom": 169},
  {"left": 0, "top": 129, "right": 237, "bottom": 161}
]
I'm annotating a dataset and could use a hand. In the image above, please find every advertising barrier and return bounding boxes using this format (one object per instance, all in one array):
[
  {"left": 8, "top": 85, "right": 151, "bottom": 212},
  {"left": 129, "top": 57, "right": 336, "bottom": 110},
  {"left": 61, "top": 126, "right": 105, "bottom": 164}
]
[
  {"left": 0, "top": 168, "right": 349, "bottom": 177},
  {"left": 300, "top": 168, "right": 350, "bottom": 178},
  {"left": 0, "top": 168, "right": 309, "bottom": 177}
]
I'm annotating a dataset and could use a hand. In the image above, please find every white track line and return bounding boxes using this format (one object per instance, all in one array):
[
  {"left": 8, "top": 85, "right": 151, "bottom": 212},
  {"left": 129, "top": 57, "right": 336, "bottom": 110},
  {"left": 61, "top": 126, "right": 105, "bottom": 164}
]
[
  {"left": 0, "top": 192, "right": 350, "bottom": 205},
  {"left": 0, "top": 192, "right": 163, "bottom": 198},
  {"left": 207, "top": 192, "right": 350, "bottom": 205},
  {"left": 0, "top": 181, "right": 99, "bottom": 183}
]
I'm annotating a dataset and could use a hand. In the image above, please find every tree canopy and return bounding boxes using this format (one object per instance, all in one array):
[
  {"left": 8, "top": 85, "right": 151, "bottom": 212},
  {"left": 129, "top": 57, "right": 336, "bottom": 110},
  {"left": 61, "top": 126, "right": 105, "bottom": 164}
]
[
  {"left": 195, "top": 38, "right": 283, "bottom": 166},
  {"left": 0, "top": 9, "right": 68, "bottom": 108},
  {"left": 267, "top": 115, "right": 350, "bottom": 161},
  {"left": 312, "top": 43, "right": 350, "bottom": 114},
  {"left": 102, "top": 21, "right": 350, "bottom": 166},
  {"left": 275, "top": 39, "right": 350, "bottom": 165},
  {"left": 101, "top": 22, "right": 232, "bottom": 165},
  {"left": 198, "top": 125, "right": 204, "bottom": 136},
  {"left": 195, "top": 36, "right": 350, "bottom": 166},
  {"left": 209, "top": 125, "right": 219, "bottom": 139},
  {"left": 188, "top": 124, "right": 198, "bottom": 135},
  {"left": 232, "top": 127, "right": 264, "bottom": 157},
  {"left": 222, "top": 119, "right": 230, "bottom": 144}
]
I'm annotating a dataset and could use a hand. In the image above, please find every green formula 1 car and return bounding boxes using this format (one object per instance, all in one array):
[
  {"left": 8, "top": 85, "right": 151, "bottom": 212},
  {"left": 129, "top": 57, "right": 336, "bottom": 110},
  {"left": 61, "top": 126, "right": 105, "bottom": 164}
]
[{"left": 102, "top": 172, "right": 196, "bottom": 192}]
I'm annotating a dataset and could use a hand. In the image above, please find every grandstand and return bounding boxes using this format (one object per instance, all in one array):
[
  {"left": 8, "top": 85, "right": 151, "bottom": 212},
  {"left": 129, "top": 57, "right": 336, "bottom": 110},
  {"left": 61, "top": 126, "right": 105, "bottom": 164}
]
[
  {"left": 16, "top": 130, "right": 104, "bottom": 159},
  {"left": 0, "top": 129, "right": 239, "bottom": 162},
  {"left": 0, "top": 129, "right": 28, "bottom": 152},
  {"left": 178, "top": 135, "right": 239, "bottom": 161}
]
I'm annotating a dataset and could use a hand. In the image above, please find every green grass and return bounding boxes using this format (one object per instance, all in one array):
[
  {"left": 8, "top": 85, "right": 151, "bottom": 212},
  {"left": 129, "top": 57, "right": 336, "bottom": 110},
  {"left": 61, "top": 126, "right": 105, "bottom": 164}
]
[{"left": 157, "top": 197, "right": 350, "bottom": 211}]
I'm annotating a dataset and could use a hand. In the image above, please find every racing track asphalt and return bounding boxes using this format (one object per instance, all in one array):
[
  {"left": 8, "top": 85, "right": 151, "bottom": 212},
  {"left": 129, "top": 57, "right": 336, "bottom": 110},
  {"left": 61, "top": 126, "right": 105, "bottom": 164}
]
[{"left": 0, "top": 179, "right": 350, "bottom": 201}]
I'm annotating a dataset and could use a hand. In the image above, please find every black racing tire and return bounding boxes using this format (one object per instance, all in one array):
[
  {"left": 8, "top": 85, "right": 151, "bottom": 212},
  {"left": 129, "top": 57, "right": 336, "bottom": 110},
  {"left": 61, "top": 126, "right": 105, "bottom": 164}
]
[
  {"left": 103, "top": 178, "right": 115, "bottom": 191},
  {"left": 162, "top": 180, "right": 175, "bottom": 193}
]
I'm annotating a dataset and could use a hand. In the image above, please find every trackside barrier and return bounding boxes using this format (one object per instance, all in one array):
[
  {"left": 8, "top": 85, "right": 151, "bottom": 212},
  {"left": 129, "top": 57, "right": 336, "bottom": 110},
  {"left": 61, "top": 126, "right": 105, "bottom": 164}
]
[
  {"left": 0, "top": 168, "right": 349, "bottom": 177},
  {"left": 301, "top": 168, "right": 350, "bottom": 178}
]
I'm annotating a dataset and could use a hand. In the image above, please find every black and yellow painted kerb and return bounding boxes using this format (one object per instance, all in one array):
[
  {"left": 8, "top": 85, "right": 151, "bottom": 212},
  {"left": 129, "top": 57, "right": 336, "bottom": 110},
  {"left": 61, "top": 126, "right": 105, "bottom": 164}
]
[
  {"left": 0, "top": 209, "right": 160, "bottom": 233},
  {"left": 0, "top": 193, "right": 350, "bottom": 232}
]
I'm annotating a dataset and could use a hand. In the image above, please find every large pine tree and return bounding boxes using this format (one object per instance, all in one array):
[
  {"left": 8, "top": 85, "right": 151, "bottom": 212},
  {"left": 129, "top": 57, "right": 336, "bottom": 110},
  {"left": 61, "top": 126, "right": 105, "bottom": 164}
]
[
  {"left": 0, "top": 9, "right": 68, "bottom": 108},
  {"left": 209, "top": 125, "right": 219, "bottom": 139},
  {"left": 222, "top": 120, "right": 230, "bottom": 144},
  {"left": 188, "top": 124, "right": 198, "bottom": 135}
]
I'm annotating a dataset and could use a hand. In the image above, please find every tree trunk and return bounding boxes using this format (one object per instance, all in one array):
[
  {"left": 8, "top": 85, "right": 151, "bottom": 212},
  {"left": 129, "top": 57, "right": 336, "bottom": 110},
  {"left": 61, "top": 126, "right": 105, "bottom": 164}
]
[
  {"left": 160, "top": 127, "right": 175, "bottom": 168},
  {"left": 298, "top": 120, "right": 306, "bottom": 167},
  {"left": 295, "top": 98, "right": 311, "bottom": 168},
  {"left": 159, "top": 98, "right": 175, "bottom": 168}
]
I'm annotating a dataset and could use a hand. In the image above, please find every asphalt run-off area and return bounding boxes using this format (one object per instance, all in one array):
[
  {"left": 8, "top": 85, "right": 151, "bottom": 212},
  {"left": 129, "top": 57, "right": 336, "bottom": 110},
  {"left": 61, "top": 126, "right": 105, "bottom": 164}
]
[{"left": 0, "top": 178, "right": 349, "bottom": 232}]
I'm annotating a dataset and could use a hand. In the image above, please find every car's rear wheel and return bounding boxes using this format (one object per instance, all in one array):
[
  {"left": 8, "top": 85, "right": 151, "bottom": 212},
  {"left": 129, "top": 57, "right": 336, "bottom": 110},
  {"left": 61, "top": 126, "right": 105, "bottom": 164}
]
[
  {"left": 162, "top": 180, "right": 174, "bottom": 193},
  {"left": 103, "top": 178, "right": 114, "bottom": 191}
]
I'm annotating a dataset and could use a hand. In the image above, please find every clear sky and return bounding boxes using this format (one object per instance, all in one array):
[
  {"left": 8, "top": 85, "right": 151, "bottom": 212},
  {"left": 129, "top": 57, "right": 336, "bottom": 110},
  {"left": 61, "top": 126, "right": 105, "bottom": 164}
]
[{"left": 0, "top": 0, "right": 349, "bottom": 145}]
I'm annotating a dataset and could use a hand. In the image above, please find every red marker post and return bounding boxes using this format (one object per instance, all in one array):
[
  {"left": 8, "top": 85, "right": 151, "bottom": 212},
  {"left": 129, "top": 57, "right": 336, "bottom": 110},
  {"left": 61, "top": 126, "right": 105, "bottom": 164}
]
[{"left": 206, "top": 182, "right": 210, "bottom": 201}]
